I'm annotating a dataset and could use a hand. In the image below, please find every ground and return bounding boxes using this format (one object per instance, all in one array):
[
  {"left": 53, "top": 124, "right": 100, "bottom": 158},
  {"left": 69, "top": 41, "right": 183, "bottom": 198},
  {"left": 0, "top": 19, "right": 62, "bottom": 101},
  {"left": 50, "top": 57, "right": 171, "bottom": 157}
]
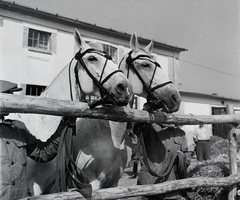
[
  {"left": 118, "top": 167, "right": 137, "bottom": 187},
  {"left": 118, "top": 166, "right": 138, "bottom": 200}
]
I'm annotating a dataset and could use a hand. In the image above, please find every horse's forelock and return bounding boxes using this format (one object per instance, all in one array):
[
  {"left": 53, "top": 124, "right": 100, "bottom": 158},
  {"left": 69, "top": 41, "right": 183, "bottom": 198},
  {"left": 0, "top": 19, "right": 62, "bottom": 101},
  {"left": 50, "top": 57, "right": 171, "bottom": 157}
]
[{"left": 133, "top": 48, "right": 153, "bottom": 59}]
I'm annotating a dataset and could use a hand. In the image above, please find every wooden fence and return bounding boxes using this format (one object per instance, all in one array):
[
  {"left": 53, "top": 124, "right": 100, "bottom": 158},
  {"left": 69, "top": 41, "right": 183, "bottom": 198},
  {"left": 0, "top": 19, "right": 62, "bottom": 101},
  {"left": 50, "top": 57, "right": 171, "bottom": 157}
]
[{"left": 0, "top": 93, "right": 239, "bottom": 200}]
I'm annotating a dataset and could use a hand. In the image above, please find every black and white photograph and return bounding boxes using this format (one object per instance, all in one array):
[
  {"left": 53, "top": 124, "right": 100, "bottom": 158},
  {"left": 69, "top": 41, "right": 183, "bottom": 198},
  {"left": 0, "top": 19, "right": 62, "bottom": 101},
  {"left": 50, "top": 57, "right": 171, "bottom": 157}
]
[{"left": 0, "top": 0, "right": 239, "bottom": 199}]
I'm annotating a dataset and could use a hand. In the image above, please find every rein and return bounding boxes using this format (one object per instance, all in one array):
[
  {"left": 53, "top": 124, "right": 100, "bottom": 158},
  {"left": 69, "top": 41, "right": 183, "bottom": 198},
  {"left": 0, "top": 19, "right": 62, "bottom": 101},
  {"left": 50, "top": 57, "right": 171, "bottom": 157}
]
[
  {"left": 75, "top": 48, "right": 124, "bottom": 108},
  {"left": 125, "top": 51, "right": 173, "bottom": 111}
]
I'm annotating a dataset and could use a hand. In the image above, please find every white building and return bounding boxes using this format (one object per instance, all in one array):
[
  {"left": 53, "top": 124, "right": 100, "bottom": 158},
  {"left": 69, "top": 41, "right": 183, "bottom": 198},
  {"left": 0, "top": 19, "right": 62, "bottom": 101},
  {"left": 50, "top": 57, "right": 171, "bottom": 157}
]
[
  {"left": 1, "top": 1, "right": 240, "bottom": 150},
  {"left": 0, "top": 1, "right": 184, "bottom": 97}
]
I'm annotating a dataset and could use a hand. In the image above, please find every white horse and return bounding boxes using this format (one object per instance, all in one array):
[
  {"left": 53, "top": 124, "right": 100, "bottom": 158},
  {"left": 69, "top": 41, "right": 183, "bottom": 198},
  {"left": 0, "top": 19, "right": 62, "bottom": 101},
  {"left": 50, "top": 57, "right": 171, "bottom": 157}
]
[
  {"left": 10, "top": 29, "right": 133, "bottom": 195},
  {"left": 69, "top": 33, "right": 181, "bottom": 192}
]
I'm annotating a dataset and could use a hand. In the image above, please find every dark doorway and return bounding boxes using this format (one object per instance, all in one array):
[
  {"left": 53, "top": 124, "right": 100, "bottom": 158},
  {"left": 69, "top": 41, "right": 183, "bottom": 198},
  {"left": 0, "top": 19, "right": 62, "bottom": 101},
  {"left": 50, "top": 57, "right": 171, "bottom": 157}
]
[{"left": 212, "top": 107, "right": 230, "bottom": 139}]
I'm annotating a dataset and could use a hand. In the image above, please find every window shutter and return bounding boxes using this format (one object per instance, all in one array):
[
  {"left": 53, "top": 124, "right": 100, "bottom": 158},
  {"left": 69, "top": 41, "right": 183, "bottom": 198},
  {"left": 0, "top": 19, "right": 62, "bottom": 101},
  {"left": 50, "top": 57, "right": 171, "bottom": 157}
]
[
  {"left": 118, "top": 46, "right": 125, "bottom": 62},
  {"left": 22, "top": 27, "right": 29, "bottom": 48},
  {"left": 0, "top": 17, "right": 3, "bottom": 27},
  {"left": 51, "top": 33, "right": 57, "bottom": 54}
]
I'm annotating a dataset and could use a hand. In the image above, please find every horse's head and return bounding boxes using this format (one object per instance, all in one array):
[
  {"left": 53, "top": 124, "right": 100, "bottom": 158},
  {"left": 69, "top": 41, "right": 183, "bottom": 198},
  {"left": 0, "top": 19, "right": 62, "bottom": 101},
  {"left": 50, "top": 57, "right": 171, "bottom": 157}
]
[
  {"left": 74, "top": 29, "right": 133, "bottom": 107},
  {"left": 119, "top": 33, "right": 181, "bottom": 113}
]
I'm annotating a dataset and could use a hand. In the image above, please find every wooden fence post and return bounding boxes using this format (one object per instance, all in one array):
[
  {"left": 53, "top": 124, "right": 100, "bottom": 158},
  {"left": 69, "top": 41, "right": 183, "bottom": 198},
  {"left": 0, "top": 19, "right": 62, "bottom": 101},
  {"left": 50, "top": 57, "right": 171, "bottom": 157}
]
[{"left": 226, "top": 104, "right": 237, "bottom": 200}]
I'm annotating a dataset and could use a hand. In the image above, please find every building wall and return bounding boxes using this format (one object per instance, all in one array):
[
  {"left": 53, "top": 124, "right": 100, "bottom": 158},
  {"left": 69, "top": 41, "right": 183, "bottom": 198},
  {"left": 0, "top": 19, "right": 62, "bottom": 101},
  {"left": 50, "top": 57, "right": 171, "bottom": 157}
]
[
  {"left": 1, "top": 17, "right": 23, "bottom": 84},
  {"left": 0, "top": 16, "right": 75, "bottom": 88}
]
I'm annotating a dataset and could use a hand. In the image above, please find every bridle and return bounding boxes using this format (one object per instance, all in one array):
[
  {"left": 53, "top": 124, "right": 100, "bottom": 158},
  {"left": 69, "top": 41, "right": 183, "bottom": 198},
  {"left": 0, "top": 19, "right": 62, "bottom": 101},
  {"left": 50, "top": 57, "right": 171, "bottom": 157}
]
[
  {"left": 124, "top": 50, "right": 173, "bottom": 111},
  {"left": 73, "top": 48, "right": 125, "bottom": 108}
]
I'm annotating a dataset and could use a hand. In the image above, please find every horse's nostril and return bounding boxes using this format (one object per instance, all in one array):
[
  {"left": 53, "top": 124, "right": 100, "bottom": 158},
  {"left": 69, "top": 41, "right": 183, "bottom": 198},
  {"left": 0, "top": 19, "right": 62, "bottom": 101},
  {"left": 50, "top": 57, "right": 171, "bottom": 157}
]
[
  {"left": 117, "top": 83, "right": 126, "bottom": 93},
  {"left": 172, "top": 94, "right": 177, "bottom": 103}
]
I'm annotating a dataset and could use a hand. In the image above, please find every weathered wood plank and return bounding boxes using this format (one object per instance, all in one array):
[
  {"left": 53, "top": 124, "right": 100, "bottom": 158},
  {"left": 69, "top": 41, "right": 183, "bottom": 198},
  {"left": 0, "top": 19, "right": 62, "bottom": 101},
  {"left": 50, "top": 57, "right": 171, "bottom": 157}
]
[
  {"left": 226, "top": 104, "right": 238, "bottom": 200},
  {"left": 1, "top": 93, "right": 240, "bottom": 125},
  {"left": 20, "top": 173, "right": 240, "bottom": 200}
]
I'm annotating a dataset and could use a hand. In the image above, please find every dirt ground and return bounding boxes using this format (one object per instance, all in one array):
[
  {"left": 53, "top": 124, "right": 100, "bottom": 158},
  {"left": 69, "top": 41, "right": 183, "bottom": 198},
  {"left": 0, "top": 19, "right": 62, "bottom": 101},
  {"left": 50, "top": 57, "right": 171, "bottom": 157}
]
[
  {"left": 118, "top": 166, "right": 138, "bottom": 200},
  {"left": 118, "top": 167, "right": 137, "bottom": 187}
]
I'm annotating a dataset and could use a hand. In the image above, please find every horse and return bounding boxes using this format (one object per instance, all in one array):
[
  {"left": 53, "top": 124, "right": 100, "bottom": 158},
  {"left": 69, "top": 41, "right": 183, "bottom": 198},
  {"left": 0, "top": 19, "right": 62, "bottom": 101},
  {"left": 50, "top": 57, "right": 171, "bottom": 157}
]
[
  {"left": 9, "top": 28, "right": 133, "bottom": 196},
  {"left": 69, "top": 32, "right": 182, "bottom": 193}
]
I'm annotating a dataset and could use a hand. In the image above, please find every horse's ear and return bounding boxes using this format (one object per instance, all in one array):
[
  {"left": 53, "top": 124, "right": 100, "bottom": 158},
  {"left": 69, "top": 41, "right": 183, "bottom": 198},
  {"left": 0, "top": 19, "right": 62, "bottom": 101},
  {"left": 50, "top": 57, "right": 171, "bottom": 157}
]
[
  {"left": 74, "top": 28, "right": 87, "bottom": 49},
  {"left": 130, "top": 32, "right": 139, "bottom": 51},
  {"left": 144, "top": 40, "right": 154, "bottom": 54}
]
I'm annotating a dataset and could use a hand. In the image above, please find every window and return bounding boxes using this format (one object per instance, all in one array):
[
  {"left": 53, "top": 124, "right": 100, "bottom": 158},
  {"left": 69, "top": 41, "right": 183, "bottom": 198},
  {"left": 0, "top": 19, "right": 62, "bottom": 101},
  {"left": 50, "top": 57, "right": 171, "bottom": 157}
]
[
  {"left": 26, "top": 84, "right": 46, "bottom": 96},
  {"left": 84, "top": 40, "right": 118, "bottom": 63},
  {"left": 28, "top": 29, "right": 51, "bottom": 52},
  {"left": 102, "top": 44, "right": 118, "bottom": 63},
  {"left": 234, "top": 109, "right": 240, "bottom": 114}
]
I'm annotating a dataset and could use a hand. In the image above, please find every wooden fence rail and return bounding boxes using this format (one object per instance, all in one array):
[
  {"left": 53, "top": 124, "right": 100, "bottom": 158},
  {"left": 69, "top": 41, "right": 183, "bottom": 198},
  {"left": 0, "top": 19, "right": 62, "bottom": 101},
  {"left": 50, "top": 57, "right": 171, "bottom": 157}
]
[
  {"left": 1, "top": 93, "right": 240, "bottom": 125},
  {"left": 1, "top": 93, "right": 239, "bottom": 200},
  {"left": 20, "top": 173, "right": 240, "bottom": 200}
]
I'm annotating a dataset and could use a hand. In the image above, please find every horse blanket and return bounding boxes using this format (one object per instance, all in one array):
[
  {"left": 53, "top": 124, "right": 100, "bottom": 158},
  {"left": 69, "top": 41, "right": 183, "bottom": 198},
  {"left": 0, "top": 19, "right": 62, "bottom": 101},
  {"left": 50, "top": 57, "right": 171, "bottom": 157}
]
[{"left": 133, "top": 122, "right": 190, "bottom": 200}]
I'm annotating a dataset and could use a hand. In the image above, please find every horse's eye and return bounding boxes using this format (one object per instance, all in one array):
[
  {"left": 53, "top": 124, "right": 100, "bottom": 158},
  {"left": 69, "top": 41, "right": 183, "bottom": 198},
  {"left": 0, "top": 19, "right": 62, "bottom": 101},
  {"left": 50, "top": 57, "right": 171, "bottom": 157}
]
[
  {"left": 142, "top": 63, "right": 150, "bottom": 69},
  {"left": 88, "top": 56, "right": 97, "bottom": 62}
]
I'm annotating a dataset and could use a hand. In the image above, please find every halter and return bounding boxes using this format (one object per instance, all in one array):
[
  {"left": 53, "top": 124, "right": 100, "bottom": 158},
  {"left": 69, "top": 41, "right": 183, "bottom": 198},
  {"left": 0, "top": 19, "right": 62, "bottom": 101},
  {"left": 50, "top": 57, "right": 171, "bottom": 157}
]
[
  {"left": 74, "top": 48, "right": 124, "bottom": 108},
  {"left": 125, "top": 51, "right": 173, "bottom": 111}
]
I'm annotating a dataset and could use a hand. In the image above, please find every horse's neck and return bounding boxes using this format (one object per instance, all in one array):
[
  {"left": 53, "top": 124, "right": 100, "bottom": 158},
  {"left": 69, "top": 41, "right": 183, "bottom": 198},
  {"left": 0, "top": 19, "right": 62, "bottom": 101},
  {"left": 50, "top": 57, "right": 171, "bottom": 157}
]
[
  {"left": 109, "top": 121, "right": 127, "bottom": 148},
  {"left": 41, "top": 61, "right": 84, "bottom": 102},
  {"left": 19, "top": 61, "right": 86, "bottom": 141},
  {"left": 108, "top": 102, "right": 136, "bottom": 148}
]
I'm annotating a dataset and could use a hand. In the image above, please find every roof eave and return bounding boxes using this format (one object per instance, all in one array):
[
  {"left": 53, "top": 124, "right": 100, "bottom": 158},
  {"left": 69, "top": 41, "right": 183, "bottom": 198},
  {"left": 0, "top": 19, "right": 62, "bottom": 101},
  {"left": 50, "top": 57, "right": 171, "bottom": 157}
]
[{"left": 0, "top": 0, "right": 187, "bottom": 53}]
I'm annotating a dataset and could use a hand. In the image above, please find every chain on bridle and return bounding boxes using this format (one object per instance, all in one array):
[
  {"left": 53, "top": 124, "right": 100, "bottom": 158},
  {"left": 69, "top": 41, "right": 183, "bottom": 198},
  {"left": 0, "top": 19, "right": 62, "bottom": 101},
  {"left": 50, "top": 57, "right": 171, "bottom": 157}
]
[
  {"left": 125, "top": 50, "right": 173, "bottom": 111},
  {"left": 74, "top": 48, "right": 125, "bottom": 108}
]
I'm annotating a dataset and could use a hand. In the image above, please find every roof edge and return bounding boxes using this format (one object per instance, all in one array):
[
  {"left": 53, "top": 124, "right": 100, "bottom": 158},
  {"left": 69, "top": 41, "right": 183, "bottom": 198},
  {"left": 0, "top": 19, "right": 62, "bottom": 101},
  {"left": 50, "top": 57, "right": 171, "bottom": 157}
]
[
  {"left": 180, "top": 90, "right": 240, "bottom": 102},
  {"left": 0, "top": 0, "right": 187, "bottom": 53}
]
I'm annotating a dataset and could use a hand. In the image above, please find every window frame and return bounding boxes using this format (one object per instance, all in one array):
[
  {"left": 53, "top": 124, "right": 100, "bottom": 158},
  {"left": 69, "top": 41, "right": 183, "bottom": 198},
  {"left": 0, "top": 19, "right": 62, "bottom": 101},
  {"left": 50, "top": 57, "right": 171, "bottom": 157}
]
[
  {"left": 25, "top": 84, "right": 46, "bottom": 96},
  {"left": 102, "top": 43, "right": 119, "bottom": 63},
  {"left": 27, "top": 28, "right": 52, "bottom": 53}
]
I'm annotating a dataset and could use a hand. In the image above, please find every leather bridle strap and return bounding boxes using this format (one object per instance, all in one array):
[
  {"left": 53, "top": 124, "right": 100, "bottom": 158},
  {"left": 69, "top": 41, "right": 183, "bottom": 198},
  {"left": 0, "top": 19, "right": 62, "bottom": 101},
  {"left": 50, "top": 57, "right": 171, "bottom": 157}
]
[
  {"left": 150, "top": 81, "right": 173, "bottom": 92},
  {"left": 74, "top": 48, "right": 123, "bottom": 107}
]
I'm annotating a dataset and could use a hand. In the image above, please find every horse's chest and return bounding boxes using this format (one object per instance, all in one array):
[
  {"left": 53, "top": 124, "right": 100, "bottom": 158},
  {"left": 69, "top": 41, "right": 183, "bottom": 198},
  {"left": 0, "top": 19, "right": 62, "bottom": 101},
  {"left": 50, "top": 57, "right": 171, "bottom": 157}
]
[{"left": 73, "top": 119, "right": 127, "bottom": 170}]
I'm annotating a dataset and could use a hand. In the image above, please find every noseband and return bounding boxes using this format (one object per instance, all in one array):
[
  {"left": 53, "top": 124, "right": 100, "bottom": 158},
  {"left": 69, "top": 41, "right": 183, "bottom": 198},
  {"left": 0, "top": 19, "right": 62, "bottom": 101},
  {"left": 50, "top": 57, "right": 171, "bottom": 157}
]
[
  {"left": 125, "top": 51, "right": 173, "bottom": 111},
  {"left": 74, "top": 48, "right": 124, "bottom": 108}
]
